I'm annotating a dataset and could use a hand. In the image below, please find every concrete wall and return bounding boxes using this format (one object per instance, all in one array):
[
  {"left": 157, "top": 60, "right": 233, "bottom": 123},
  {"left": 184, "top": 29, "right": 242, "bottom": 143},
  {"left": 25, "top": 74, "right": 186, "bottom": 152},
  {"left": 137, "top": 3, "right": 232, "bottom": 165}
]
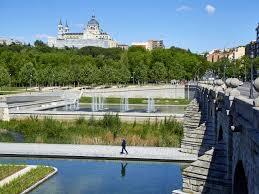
[
  {"left": 82, "top": 85, "right": 185, "bottom": 99},
  {"left": 10, "top": 111, "right": 184, "bottom": 122},
  {"left": 0, "top": 98, "right": 9, "bottom": 121}
]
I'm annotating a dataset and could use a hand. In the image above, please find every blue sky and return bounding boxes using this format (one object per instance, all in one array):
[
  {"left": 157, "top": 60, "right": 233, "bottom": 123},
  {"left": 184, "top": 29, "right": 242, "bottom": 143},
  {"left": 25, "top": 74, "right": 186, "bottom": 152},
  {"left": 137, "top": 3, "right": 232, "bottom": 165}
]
[{"left": 0, "top": 0, "right": 258, "bottom": 53}]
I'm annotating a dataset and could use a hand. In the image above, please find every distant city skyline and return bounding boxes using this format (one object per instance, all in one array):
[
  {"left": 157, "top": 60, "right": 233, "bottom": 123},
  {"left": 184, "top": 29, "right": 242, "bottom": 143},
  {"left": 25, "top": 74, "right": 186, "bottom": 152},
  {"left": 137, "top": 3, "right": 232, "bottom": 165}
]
[{"left": 0, "top": 0, "right": 259, "bottom": 53}]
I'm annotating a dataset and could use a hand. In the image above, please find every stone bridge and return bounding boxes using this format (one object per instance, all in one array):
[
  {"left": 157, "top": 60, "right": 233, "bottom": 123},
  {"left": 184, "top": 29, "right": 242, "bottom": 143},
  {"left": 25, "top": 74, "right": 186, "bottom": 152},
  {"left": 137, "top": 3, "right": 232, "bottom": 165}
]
[{"left": 174, "top": 78, "right": 259, "bottom": 194}]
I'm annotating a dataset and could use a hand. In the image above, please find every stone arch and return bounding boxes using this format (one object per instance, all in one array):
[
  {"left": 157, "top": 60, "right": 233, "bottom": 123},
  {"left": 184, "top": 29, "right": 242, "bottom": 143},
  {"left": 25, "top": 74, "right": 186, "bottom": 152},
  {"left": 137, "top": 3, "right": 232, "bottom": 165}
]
[
  {"left": 233, "top": 160, "right": 248, "bottom": 194},
  {"left": 218, "top": 126, "right": 223, "bottom": 142}
]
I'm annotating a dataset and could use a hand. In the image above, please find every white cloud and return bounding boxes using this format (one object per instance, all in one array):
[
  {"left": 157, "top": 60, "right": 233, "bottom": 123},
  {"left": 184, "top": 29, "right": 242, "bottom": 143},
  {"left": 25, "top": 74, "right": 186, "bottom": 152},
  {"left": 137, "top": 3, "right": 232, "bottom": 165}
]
[
  {"left": 35, "top": 34, "right": 49, "bottom": 39},
  {"left": 176, "top": 5, "right": 192, "bottom": 12},
  {"left": 205, "top": 4, "right": 216, "bottom": 15}
]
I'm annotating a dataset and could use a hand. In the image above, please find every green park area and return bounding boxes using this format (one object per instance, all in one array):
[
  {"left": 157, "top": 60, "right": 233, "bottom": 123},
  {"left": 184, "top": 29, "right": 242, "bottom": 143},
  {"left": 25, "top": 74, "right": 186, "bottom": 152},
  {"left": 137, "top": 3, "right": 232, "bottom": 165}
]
[
  {"left": 0, "top": 87, "right": 27, "bottom": 95},
  {"left": 0, "top": 166, "right": 54, "bottom": 194},
  {"left": 0, "top": 115, "right": 183, "bottom": 147},
  {"left": 0, "top": 165, "right": 25, "bottom": 181},
  {"left": 80, "top": 97, "right": 190, "bottom": 105}
]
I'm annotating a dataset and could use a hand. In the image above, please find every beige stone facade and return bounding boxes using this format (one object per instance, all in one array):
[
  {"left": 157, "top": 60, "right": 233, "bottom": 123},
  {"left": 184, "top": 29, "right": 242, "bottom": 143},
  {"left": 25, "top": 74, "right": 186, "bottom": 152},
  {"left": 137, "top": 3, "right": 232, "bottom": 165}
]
[{"left": 207, "top": 46, "right": 245, "bottom": 62}]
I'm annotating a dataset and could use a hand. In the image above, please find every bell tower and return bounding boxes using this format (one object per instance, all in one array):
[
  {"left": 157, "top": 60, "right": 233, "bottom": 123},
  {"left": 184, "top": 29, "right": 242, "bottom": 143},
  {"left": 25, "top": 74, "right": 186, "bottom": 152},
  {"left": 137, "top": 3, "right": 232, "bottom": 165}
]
[
  {"left": 57, "top": 19, "right": 64, "bottom": 39},
  {"left": 256, "top": 23, "right": 259, "bottom": 41},
  {"left": 64, "top": 20, "right": 69, "bottom": 34}
]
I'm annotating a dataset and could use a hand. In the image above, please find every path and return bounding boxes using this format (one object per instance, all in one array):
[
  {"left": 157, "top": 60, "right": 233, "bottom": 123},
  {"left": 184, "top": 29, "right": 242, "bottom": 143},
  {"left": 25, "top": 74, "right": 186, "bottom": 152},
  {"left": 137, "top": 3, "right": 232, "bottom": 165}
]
[{"left": 0, "top": 143, "right": 197, "bottom": 162}]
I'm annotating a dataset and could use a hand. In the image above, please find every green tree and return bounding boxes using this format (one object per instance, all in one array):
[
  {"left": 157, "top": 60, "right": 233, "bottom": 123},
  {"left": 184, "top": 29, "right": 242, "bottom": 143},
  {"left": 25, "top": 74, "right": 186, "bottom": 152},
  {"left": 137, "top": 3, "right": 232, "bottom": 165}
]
[
  {"left": 79, "top": 63, "right": 99, "bottom": 85},
  {"left": 117, "top": 64, "right": 130, "bottom": 84},
  {"left": 133, "top": 61, "right": 148, "bottom": 84},
  {"left": 150, "top": 62, "right": 167, "bottom": 83},
  {"left": 34, "top": 40, "right": 45, "bottom": 47},
  {"left": 19, "top": 62, "right": 37, "bottom": 89},
  {"left": 0, "top": 66, "right": 10, "bottom": 88}
]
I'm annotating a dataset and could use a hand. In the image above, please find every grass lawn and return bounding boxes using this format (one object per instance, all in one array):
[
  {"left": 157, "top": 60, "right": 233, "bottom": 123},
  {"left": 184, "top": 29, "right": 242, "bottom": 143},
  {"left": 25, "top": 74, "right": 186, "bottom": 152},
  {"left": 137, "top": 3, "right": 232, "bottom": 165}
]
[
  {"left": 0, "top": 87, "right": 26, "bottom": 92},
  {"left": 0, "top": 87, "right": 28, "bottom": 95},
  {"left": 0, "top": 165, "right": 25, "bottom": 181},
  {"left": 0, "top": 115, "right": 183, "bottom": 147},
  {"left": 0, "top": 91, "right": 23, "bottom": 95},
  {"left": 80, "top": 97, "right": 190, "bottom": 105},
  {"left": 0, "top": 166, "right": 54, "bottom": 194}
]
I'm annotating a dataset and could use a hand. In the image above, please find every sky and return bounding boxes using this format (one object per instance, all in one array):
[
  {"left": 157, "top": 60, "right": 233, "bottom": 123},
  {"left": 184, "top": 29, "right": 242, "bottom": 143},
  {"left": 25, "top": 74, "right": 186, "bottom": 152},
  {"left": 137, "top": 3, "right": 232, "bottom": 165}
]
[{"left": 0, "top": 0, "right": 259, "bottom": 53}]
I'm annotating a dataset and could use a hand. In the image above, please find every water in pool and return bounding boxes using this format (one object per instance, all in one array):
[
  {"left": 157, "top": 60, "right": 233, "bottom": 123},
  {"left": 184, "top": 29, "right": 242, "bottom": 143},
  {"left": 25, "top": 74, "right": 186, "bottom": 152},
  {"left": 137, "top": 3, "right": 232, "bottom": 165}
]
[
  {"left": 0, "top": 157, "right": 182, "bottom": 194},
  {"left": 47, "top": 104, "right": 186, "bottom": 114}
]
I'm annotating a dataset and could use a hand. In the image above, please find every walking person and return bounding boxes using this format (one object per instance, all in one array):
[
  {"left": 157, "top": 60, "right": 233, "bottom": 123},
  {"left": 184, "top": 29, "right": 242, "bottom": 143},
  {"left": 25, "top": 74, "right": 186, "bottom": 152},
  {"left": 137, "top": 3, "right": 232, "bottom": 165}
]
[{"left": 120, "top": 138, "right": 128, "bottom": 154}]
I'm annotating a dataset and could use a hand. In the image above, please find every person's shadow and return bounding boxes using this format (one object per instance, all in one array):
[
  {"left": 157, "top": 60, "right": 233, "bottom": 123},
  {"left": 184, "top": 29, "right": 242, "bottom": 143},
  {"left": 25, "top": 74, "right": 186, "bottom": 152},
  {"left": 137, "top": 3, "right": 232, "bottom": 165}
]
[{"left": 121, "top": 163, "right": 128, "bottom": 177}]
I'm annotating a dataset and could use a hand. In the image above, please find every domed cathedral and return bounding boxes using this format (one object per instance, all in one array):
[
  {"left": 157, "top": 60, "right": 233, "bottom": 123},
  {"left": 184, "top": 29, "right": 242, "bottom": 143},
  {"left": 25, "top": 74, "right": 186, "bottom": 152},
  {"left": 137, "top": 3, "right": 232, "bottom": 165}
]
[
  {"left": 48, "top": 15, "right": 118, "bottom": 48},
  {"left": 83, "top": 15, "right": 113, "bottom": 41}
]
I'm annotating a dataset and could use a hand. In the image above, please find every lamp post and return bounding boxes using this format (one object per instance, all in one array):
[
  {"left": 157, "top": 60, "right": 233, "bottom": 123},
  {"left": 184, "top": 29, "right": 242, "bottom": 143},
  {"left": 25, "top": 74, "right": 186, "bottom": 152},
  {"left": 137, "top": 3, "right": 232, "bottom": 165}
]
[
  {"left": 223, "top": 63, "right": 226, "bottom": 82},
  {"left": 244, "top": 59, "right": 247, "bottom": 82},
  {"left": 52, "top": 73, "right": 55, "bottom": 87},
  {"left": 9, "top": 73, "right": 11, "bottom": 87},
  {"left": 249, "top": 51, "right": 254, "bottom": 99},
  {"left": 132, "top": 71, "right": 135, "bottom": 85},
  {"left": 29, "top": 74, "right": 32, "bottom": 89},
  {"left": 194, "top": 66, "right": 202, "bottom": 82},
  {"left": 233, "top": 52, "right": 236, "bottom": 77}
]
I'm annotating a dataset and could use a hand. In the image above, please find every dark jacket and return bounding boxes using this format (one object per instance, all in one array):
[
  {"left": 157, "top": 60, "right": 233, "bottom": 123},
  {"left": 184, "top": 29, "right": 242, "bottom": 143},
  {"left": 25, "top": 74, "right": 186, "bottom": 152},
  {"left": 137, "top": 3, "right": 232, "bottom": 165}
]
[{"left": 122, "top": 139, "right": 126, "bottom": 147}]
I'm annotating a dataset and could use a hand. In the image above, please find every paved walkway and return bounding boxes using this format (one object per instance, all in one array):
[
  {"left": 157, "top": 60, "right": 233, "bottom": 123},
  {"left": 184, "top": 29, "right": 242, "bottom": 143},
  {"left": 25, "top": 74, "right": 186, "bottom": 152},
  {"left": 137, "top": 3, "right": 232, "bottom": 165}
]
[{"left": 0, "top": 143, "right": 197, "bottom": 162}]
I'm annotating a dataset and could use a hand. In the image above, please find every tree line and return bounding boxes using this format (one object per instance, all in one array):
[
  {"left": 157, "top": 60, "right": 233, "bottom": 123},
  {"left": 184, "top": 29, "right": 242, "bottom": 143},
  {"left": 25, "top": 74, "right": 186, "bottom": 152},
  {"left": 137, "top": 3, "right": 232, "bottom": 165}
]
[
  {"left": 0, "top": 41, "right": 209, "bottom": 88},
  {"left": 209, "top": 56, "right": 259, "bottom": 81}
]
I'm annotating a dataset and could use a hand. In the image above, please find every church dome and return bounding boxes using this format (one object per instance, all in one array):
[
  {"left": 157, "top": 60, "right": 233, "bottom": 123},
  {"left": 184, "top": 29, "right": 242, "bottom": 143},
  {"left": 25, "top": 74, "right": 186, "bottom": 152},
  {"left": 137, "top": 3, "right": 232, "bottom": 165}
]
[{"left": 88, "top": 16, "right": 99, "bottom": 26}]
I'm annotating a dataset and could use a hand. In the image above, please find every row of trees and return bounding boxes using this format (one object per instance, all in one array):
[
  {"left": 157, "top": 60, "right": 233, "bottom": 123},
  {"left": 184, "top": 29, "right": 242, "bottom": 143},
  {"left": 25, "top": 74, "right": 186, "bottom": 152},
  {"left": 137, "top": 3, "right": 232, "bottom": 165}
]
[
  {"left": 0, "top": 41, "right": 209, "bottom": 88},
  {"left": 209, "top": 56, "right": 259, "bottom": 81}
]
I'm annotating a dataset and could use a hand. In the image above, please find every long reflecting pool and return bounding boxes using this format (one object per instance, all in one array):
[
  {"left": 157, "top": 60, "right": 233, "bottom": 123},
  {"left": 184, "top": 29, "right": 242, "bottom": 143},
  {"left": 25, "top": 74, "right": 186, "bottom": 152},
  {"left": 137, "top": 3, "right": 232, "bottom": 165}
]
[
  {"left": 0, "top": 157, "right": 182, "bottom": 194},
  {"left": 47, "top": 104, "right": 186, "bottom": 114}
]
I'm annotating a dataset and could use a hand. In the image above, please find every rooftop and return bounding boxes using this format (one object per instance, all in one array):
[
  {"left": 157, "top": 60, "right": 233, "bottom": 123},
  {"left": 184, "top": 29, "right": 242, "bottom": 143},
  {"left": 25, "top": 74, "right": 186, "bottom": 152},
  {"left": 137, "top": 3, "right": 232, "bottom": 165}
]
[{"left": 88, "top": 15, "right": 99, "bottom": 26}]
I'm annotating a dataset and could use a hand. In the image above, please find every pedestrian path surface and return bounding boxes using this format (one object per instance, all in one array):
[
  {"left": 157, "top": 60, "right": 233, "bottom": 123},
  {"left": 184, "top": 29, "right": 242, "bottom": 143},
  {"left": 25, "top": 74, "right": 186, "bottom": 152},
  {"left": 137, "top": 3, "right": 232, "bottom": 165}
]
[{"left": 0, "top": 143, "right": 197, "bottom": 162}]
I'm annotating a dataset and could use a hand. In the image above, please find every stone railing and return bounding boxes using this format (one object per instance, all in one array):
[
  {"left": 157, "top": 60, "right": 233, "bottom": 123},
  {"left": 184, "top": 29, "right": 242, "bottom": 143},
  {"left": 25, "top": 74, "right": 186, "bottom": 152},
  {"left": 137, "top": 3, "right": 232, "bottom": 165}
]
[{"left": 174, "top": 77, "right": 259, "bottom": 194}]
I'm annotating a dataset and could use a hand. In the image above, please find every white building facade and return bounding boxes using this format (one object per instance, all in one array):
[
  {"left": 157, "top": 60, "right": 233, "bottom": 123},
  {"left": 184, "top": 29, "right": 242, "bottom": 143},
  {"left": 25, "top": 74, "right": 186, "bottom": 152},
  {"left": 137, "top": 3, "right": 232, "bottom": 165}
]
[
  {"left": 132, "top": 40, "right": 164, "bottom": 50},
  {"left": 48, "top": 16, "right": 118, "bottom": 49},
  {"left": 0, "top": 37, "right": 23, "bottom": 45}
]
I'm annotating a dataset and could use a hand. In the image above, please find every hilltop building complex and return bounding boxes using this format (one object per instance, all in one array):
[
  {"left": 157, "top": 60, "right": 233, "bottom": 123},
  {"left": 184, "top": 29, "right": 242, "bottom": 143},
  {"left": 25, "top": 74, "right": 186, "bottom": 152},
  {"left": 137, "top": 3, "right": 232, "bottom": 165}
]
[{"left": 48, "top": 16, "right": 118, "bottom": 49}]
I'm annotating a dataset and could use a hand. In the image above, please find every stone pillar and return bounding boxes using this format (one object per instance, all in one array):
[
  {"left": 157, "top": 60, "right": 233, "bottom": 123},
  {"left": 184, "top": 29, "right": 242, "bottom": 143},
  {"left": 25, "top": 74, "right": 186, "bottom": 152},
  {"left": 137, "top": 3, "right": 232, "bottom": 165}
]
[
  {"left": 200, "top": 87, "right": 207, "bottom": 122},
  {"left": 254, "top": 77, "right": 259, "bottom": 107},
  {"left": 229, "top": 78, "right": 241, "bottom": 98},
  {"left": 206, "top": 83, "right": 214, "bottom": 126},
  {"left": 214, "top": 79, "right": 224, "bottom": 142},
  {"left": 0, "top": 97, "right": 9, "bottom": 121},
  {"left": 204, "top": 90, "right": 209, "bottom": 122},
  {"left": 225, "top": 78, "right": 233, "bottom": 96},
  {"left": 227, "top": 78, "right": 242, "bottom": 183},
  {"left": 214, "top": 79, "right": 224, "bottom": 93}
]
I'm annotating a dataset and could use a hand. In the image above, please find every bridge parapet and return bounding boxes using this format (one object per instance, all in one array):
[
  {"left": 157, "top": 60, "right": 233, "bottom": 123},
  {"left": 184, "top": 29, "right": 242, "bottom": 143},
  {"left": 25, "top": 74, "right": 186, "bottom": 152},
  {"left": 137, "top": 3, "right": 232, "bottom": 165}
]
[{"left": 174, "top": 78, "right": 259, "bottom": 194}]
